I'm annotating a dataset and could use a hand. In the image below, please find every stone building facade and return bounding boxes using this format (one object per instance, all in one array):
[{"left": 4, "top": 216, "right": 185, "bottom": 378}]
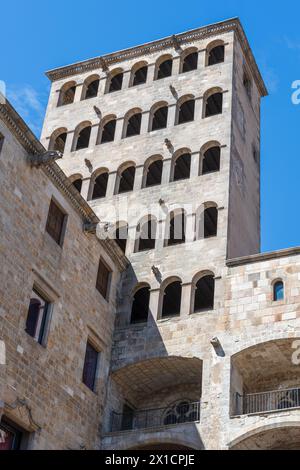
[
  {"left": 1, "top": 17, "right": 300, "bottom": 450},
  {"left": 0, "top": 97, "right": 128, "bottom": 449}
]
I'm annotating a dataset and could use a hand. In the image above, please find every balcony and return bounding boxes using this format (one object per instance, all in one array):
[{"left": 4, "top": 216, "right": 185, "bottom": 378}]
[
  {"left": 110, "top": 401, "right": 201, "bottom": 433},
  {"left": 233, "top": 387, "right": 300, "bottom": 416}
]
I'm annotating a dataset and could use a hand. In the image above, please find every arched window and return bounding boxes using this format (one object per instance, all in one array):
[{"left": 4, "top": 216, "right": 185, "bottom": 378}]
[
  {"left": 131, "top": 63, "right": 148, "bottom": 86},
  {"left": 273, "top": 280, "right": 284, "bottom": 302},
  {"left": 206, "top": 42, "right": 225, "bottom": 66},
  {"left": 49, "top": 128, "right": 67, "bottom": 154},
  {"left": 71, "top": 176, "right": 83, "bottom": 193},
  {"left": 114, "top": 223, "right": 128, "bottom": 253},
  {"left": 73, "top": 122, "right": 92, "bottom": 151},
  {"left": 161, "top": 279, "right": 182, "bottom": 318},
  {"left": 177, "top": 97, "right": 195, "bottom": 125},
  {"left": 193, "top": 274, "right": 215, "bottom": 312},
  {"left": 155, "top": 55, "right": 173, "bottom": 80},
  {"left": 107, "top": 70, "right": 124, "bottom": 93},
  {"left": 91, "top": 171, "right": 109, "bottom": 200},
  {"left": 135, "top": 216, "right": 157, "bottom": 252},
  {"left": 201, "top": 144, "right": 221, "bottom": 175},
  {"left": 150, "top": 103, "right": 168, "bottom": 131},
  {"left": 181, "top": 50, "right": 198, "bottom": 73},
  {"left": 123, "top": 110, "right": 142, "bottom": 138},
  {"left": 166, "top": 210, "right": 186, "bottom": 246},
  {"left": 58, "top": 81, "right": 76, "bottom": 107},
  {"left": 144, "top": 157, "right": 163, "bottom": 188},
  {"left": 82, "top": 75, "right": 100, "bottom": 100},
  {"left": 172, "top": 152, "right": 191, "bottom": 182},
  {"left": 197, "top": 204, "right": 218, "bottom": 239},
  {"left": 99, "top": 116, "right": 116, "bottom": 144},
  {"left": 204, "top": 89, "right": 223, "bottom": 118},
  {"left": 131, "top": 285, "right": 150, "bottom": 324},
  {"left": 117, "top": 164, "right": 136, "bottom": 194}
]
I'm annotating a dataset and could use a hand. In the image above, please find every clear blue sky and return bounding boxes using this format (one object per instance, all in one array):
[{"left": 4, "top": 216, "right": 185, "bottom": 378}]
[{"left": 1, "top": 0, "right": 299, "bottom": 253}]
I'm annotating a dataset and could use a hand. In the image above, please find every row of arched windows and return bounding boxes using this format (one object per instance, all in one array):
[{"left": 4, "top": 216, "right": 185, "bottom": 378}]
[
  {"left": 57, "top": 41, "right": 225, "bottom": 106},
  {"left": 106, "top": 205, "right": 218, "bottom": 255},
  {"left": 50, "top": 89, "right": 224, "bottom": 153},
  {"left": 131, "top": 272, "right": 216, "bottom": 324},
  {"left": 70, "top": 143, "right": 221, "bottom": 200}
]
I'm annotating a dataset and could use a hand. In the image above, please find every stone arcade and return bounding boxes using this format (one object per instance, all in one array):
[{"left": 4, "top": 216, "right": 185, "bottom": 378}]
[{"left": 1, "top": 18, "right": 300, "bottom": 450}]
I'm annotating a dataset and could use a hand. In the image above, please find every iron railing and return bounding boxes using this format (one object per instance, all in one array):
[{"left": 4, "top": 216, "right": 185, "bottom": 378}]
[
  {"left": 233, "top": 387, "right": 300, "bottom": 416},
  {"left": 110, "top": 401, "right": 201, "bottom": 433}
]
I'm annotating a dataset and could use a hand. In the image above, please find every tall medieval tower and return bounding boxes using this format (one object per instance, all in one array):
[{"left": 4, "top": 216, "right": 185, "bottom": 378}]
[{"left": 41, "top": 18, "right": 268, "bottom": 449}]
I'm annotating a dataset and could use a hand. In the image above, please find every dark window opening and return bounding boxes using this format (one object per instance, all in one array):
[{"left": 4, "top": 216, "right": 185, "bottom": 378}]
[
  {"left": 0, "top": 419, "right": 24, "bottom": 450},
  {"left": 118, "top": 166, "right": 135, "bottom": 193},
  {"left": 204, "top": 207, "right": 218, "bottom": 238},
  {"left": 274, "top": 281, "right": 284, "bottom": 302},
  {"left": 121, "top": 404, "right": 135, "bottom": 431},
  {"left": 157, "top": 59, "right": 172, "bottom": 79},
  {"left": 96, "top": 258, "right": 111, "bottom": 300},
  {"left": 53, "top": 133, "right": 67, "bottom": 154},
  {"left": 85, "top": 79, "right": 99, "bottom": 99},
  {"left": 167, "top": 212, "right": 185, "bottom": 246},
  {"left": 205, "top": 93, "right": 223, "bottom": 117},
  {"left": 109, "top": 73, "right": 123, "bottom": 93},
  {"left": 0, "top": 133, "right": 4, "bottom": 154},
  {"left": 194, "top": 275, "right": 215, "bottom": 312},
  {"left": 82, "top": 341, "right": 99, "bottom": 391},
  {"left": 202, "top": 147, "right": 220, "bottom": 174},
  {"left": 145, "top": 160, "right": 163, "bottom": 187},
  {"left": 25, "top": 288, "right": 50, "bottom": 345},
  {"left": 131, "top": 287, "right": 150, "bottom": 324},
  {"left": 72, "top": 178, "right": 82, "bottom": 193},
  {"left": 252, "top": 146, "right": 259, "bottom": 165},
  {"left": 137, "top": 219, "right": 156, "bottom": 252},
  {"left": 59, "top": 85, "right": 76, "bottom": 106},
  {"left": 208, "top": 45, "right": 225, "bottom": 66},
  {"left": 101, "top": 120, "right": 116, "bottom": 143},
  {"left": 178, "top": 100, "right": 195, "bottom": 124},
  {"left": 115, "top": 225, "right": 128, "bottom": 253},
  {"left": 151, "top": 106, "right": 168, "bottom": 131},
  {"left": 133, "top": 66, "right": 148, "bottom": 86},
  {"left": 92, "top": 173, "right": 108, "bottom": 199},
  {"left": 76, "top": 126, "right": 91, "bottom": 150},
  {"left": 126, "top": 113, "right": 142, "bottom": 137},
  {"left": 173, "top": 154, "right": 191, "bottom": 181},
  {"left": 243, "top": 73, "right": 252, "bottom": 100},
  {"left": 162, "top": 281, "right": 182, "bottom": 318},
  {"left": 45, "top": 199, "right": 66, "bottom": 245},
  {"left": 182, "top": 52, "right": 198, "bottom": 72}
]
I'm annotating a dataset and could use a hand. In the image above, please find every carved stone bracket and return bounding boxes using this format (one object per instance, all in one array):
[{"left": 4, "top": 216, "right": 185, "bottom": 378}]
[{"left": 29, "top": 150, "right": 62, "bottom": 168}]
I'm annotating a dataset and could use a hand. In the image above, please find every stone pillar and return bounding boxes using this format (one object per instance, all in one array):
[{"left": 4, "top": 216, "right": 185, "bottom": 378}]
[
  {"left": 90, "top": 124, "right": 100, "bottom": 148},
  {"left": 126, "top": 225, "right": 137, "bottom": 256},
  {"left": 167, "top": 104, "right": 176, "bottom": 128},
  {"left": 180, "top": 282, "right": 192, "bottom": 317},
  {"left": 106, "top": 171, "right": 117, "bottom": 198},
  {"left": 64, "top": 131, "right": 75, "bottom": 154},
  {"left": 198, "top": 49, "right": 207, "bottom": 68},
  {"left": 147, "top": 63, "right": 156, "bottom": 83},
  {"left": 149, "top": 288, "right": 160, "bottom": 321},
  {"left": 185, "top": 213, "right": 195, "bottom": 243},
  {"left": 74, "top": 83, "right": 84, "bottom": 102},
  {"left": 114, "top": 118, "right": 124, "bottom": 141},
  {"left": 161, "top": 158, "right": 172, "bottom": 185},
  {"left": 155, "top": 219, "right": 166, "bottom": 250},
  {"left": 194, "top": 97, "right": 203, "bottom": 121},
  {"left": 191, "top": 151, "right": 200, "bottom": 178},
  {"left": 141, "top": 111, "right": 150, "bottom": 134},
  {"left": 81, "top": 178, "right": 91, "bottom": 200},
  {"left": 98, "top": 76, "right": 107, "bottom": 96},
  {"left": 172, "top": 55, "right": 181, "bottom": 76},
  {"left": 122, "top": 71, "right": 131, "bottom": 90},
  {"left": 133, "top": 165, "right": 144, "bottom": 191}
]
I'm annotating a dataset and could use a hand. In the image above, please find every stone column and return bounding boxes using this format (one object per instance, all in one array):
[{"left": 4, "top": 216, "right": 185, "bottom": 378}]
[
  {"left": 106, "top": 171, "right": 118, "bottom": 197},
  {"left": 122, "top": 70, "right": 131, "bottom": 90},
  {"left": 172, "top": 55, "right": 181, "bottom": 76},
  {"left": 74, "top": 83, "right": 84, "bottom": 102},
  {"left": 149, "top": 288, "right": 160, "bottom": 321},
  {"left": 198, "top": 49, "right": 207, "bottom": 68},
  {"left": 180, "top": 282, "right": 192, "bottom": 317},
  {"left": 64, "top": 131, "right": 75, "bottom": 154},
  {"left": 141, "top": 111, "right": 150, "bottom": 134},
  {"left": 90, "top": 124, "right": 100, "bottom": 148},
  {"left": 194, "top": 97, "right": 203, "bottom": 121},
  {"left": 126, "top": 225, "right": 137, "bottom": 256},
  {"left": 161, "top": 158, "right": 172, "bottom": 185},
  {"left": 133, "top": 165, "right": 144, "bottom": 191},
  {"left": 98, "top": 76, "right": 107, "bottom": 96},
  {"left": 81, "top": 178, "right": 92, "bottom": 200},
  {"left": 191, "top": 151, "right": 200, "bottom": 178},
  {"left": 114, "top": 118, "right": 124, "bottom": 141},
  {"left": 167, "top": 104, "right": 176, "bottom": 128},
  {"left": 147, "top": 63, "right": 156, "bottom": 83},
  {"left": 185, "top": 213, "right": 196, "bottom": 243}
]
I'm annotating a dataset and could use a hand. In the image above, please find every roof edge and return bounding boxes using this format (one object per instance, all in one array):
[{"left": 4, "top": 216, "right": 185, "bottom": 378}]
[{"left": 226, "top": 246, "right": 300, "bottom": 267}]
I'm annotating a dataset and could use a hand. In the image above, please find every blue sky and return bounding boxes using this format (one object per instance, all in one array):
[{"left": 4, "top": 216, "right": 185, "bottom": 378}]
[{"left": 1, "top": 0, "right": 300, "bottom": 252}]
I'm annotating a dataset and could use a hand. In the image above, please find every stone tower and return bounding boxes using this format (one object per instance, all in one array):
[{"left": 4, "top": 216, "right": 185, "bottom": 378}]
[{"left": 41, "top": 18, "right": 269, "bottom": 449}]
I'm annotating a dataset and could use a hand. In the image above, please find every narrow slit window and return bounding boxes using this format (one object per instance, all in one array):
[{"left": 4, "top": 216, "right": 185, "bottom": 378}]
[{"left": 82, "top": 341, "right": 99, "bottom": 391}]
